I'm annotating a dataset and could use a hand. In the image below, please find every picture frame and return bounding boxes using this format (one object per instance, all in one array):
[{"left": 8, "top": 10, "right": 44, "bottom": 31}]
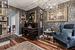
[
  {"left": 27, "top": 11, "right": 36, "bottom": 23},
  {"left": 47, "top": 7, "right": 68, "bottom": 22}
]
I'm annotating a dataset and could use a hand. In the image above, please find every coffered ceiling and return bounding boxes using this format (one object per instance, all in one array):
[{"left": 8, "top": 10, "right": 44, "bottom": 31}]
[{"left": 8, "top": 0, "right": 70, "bottom": 11}]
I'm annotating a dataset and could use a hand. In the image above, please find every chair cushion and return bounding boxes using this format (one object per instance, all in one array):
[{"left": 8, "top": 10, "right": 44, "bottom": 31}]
[
  {"left": 70, "top": 36, "right": 75, "bottom": 40},
  {"left": 62, "top": 29, "right": 73, "bottom": 37},
  {"left": 64, "top": 24, "right": 74, "bottom": 29}
]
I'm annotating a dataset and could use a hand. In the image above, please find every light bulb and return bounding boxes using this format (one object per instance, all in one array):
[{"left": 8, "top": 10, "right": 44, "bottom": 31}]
[
  {"left": 50, "top": 6, "right": 53, "bottom": 9},
  {"left": 46, "top": 6, "right": 48, "bottom": 8},
  {"left": 4, "top": 1, "right": 7, "bottom": 4}
]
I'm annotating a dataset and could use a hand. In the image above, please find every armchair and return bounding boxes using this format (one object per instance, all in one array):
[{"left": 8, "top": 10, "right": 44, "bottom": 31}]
[{"left": 53, "top": 24, "right": 75, "bottom": 48}]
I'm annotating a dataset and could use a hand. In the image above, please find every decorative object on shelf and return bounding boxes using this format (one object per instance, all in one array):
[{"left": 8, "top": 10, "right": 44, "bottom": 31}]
[
  {"left": 47, "top": 6, "right": 68, "bottom": 22},
  {"left": 19, "top": 11, "right": 26, "bottom": 35},
  {"left": 19, "top": 10, "right": 26, "bottom": 26},
  {"left": 20, "top": 15, "right": 26, "bottom": 24},
  {"left": 0, "top": 0, "right": 8, "bottom": 16}
]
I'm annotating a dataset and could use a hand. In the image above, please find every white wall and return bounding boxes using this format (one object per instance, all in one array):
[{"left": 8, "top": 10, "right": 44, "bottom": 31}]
[
  {"left": 11, "top": 15, "right": 15, "bottom": 25},
  {"left": 15, "top": 11, "right": 19, "bottom": 35},
  {"left": 8, "top": 7, "right": 20, "bottom": 36},
  {"left": 10, "top": 14, "right": 16, "bottom": 33}
]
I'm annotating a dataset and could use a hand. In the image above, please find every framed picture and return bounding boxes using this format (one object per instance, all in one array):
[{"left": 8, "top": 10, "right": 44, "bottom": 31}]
[
  {"left": 47, "top": 7, "right": 68, "bottom": 22},
  {"left": 27, "top": 11, "right": 36, "bottom": 23}
]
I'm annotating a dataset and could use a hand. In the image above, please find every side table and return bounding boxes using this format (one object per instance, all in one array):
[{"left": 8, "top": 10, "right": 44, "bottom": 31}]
[{"left": 43, "top": 31, "right": 55, "bottom": 42}]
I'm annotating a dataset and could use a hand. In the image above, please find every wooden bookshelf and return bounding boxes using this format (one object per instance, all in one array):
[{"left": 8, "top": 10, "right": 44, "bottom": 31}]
[
  {"left": 0, "top": 16, "right": 7, "bottom": 35},
  {"left": 0, "top": 0, "right": 8, "bottom": 35}
]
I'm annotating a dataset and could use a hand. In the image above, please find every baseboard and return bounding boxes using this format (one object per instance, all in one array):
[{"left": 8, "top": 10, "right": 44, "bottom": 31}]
[
  {"left": 15, "top": 33, "right": 22, "bottom": 37},
  {"left": 18, "top": 34, "right": 22, "bottom": 37}
]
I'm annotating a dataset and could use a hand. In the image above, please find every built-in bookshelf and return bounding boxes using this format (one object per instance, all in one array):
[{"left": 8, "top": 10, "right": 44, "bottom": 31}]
[
  {"left": 0, "top": 0, "right": 8, "bottom": 35},
  {"left": 0, "top": 16, "right": 7, "bottom": 35}
]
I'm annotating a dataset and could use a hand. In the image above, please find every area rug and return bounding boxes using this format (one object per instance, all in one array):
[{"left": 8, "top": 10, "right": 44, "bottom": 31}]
[{"left": 6, "top": 41, "right": 45, "bottom": 50}]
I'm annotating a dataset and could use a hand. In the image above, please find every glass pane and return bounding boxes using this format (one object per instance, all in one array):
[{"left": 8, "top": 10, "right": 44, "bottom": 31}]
[
  {"left": 0, "top": 2, "right": 2, "bottom": 8},
  {"left": 0, "top": 8, "right": 2, "bottom": 13}
]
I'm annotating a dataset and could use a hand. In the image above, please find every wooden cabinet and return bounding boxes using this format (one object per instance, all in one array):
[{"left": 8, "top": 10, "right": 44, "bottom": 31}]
[
  {"left": 23, "top": 27, "right": 38, "bottom": 40},
  {"left": 19, "top": 7, "right": 44, "bottom": 40}
]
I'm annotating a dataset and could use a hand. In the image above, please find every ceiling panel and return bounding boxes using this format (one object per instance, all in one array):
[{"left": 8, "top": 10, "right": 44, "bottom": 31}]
[{"left": 8, "top": 0, "right": 70, "bottom": 11}]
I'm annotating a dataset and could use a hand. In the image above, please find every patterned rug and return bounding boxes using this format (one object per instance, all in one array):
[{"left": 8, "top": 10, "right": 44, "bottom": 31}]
[{"left": 6, "top": 41, "right": 45, "bottom": 50}]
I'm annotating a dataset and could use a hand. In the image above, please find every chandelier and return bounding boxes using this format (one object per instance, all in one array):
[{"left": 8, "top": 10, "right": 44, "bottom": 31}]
[{"left": 32, "top": 0, "right": 70, "bottom": 10}]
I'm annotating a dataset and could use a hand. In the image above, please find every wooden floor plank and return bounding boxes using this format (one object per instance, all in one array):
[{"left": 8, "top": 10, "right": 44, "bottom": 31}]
[{"left": 0, "top": 36, "right": 73, "bottom": 50}]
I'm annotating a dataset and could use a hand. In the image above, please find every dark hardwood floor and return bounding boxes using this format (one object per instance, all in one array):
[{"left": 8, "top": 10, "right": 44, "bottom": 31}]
[{"left": 0, "top": 36, "right": 74, "bottom": 50}]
